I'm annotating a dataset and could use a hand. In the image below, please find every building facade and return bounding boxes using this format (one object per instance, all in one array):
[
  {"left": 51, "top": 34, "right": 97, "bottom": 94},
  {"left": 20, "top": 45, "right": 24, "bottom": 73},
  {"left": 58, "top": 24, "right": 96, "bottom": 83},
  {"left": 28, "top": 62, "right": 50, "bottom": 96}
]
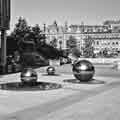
[{"left": 45, "top": 20, "right": 120, "bottom": 55}]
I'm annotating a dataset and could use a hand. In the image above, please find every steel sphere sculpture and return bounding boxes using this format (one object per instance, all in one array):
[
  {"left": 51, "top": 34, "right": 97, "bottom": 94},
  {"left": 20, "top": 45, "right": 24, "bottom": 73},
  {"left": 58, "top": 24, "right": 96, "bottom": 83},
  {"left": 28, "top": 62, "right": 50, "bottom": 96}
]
[
  {"left": 46, "top": 66, "right": 55, "bottom": 75},
  {"left": 21, "top": 67, "right": 37, "bottom": 84},
  {"left": 72, "top": 60, "right": 95, "bottom": 82}
]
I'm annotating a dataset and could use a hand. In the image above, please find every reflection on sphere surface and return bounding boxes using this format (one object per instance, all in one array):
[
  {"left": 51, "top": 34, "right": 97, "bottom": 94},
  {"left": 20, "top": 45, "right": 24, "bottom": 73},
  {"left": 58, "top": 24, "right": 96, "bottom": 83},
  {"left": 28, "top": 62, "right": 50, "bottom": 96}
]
[{"left": 72, "top": 60, "right": 95, "bottom": 82}]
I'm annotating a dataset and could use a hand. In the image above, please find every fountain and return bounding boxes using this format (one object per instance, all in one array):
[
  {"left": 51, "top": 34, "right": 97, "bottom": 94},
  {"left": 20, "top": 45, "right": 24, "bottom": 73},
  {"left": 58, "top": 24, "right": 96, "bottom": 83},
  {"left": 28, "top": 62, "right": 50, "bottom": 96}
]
[
  {"left": 0, "top": 67, "right": 61, "bottom": 91},
  {"left": 21, "top": 67, "right": 37, "bottom": 85},
  {"left": 46, "top": 66, "right": 55, "bottom": 75},
  {"left": 0, "top": 41, "right": 62, "bottom": 91},
  {"left": 72, "top": 60, "right": 95, "bottom": 82}
]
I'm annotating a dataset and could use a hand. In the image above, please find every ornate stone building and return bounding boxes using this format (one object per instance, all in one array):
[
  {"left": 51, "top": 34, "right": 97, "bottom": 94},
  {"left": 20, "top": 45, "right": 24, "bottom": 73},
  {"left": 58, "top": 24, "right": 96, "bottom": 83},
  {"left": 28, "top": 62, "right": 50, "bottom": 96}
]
[{"left": 45, "top": 20, "right": 120, "bottom": 55}]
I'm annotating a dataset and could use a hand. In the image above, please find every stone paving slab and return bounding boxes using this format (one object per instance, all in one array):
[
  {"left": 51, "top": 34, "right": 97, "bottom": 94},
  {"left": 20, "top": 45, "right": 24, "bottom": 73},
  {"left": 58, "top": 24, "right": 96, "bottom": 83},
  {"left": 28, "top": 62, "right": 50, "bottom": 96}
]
[
  {"left": 0, "top": 69, "right": 119, "bottom": 92},
  {"left": 0, "top": 67, "right": 119, "bottom": 119},
  {"left": 4, "top": 79, "right": 120, "bottom": 120},
  {"left": 0, "top": 88, "right": 78, "bottom": 115},
  {"left": 37, "top": 73, "right": 120, "bottom": 90},
  {"left": 39, "top": 86, "right": 120, "bottom": 120}
]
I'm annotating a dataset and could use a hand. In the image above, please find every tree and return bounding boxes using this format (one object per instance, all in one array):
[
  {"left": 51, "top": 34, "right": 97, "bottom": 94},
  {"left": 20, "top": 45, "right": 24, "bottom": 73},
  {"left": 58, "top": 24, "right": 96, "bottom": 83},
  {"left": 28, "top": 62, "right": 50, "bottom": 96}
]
[
  {"left": 102, "top": 48, "right": 108, "bottom": 57},
  {"left": 82, "top": 36, "right": 94, "bottom": 58},
  {"left": 36, "top": 43, "right": 65, "bottom": 60},
  {"left": 6, "top": 36, "right": 18, "bottom": 55},
  {"left": 10, "top": 17, "right": 31, "bottom": 46},
  {"left": 66, "top": 35, "right": 77, "bottom": 50},
  {"left": 10, "top": 17, "right": 44, "bottom": 53},
  {"left": 31, "top": 24, "right": 43, "bottom": 44},
  {"left": 50, "top": 37, "right": 57, "bottom": 48},
  {"left": 71, "top": 47, "right": 81, "bottom": 58}
]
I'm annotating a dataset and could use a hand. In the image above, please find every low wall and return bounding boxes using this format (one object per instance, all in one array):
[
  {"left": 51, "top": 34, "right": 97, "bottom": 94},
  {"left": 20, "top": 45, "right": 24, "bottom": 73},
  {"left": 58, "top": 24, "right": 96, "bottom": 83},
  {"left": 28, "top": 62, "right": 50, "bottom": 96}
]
[{"left": 79, "top": 58, "right": 120, "bottom": 64}]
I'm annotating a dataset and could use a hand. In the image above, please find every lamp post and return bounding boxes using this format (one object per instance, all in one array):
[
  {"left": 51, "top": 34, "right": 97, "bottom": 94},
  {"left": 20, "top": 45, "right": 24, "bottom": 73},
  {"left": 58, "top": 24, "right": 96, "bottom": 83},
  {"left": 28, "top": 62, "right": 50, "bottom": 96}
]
[
  {"left": 59, "top": 40, "right": 62, "bottom": 65},
  {"left": 59, "top": 40, "right": 62, "bottom": 50},
  {"left": 43, "top": 23, "right": 46, "bottom": 43}
]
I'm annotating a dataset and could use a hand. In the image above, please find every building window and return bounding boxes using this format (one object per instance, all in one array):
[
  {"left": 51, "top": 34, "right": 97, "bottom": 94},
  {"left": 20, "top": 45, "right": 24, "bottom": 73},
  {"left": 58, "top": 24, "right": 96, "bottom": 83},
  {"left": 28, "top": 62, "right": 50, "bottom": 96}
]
[
  {"left": 116, "top": 42, "right": 118, "bottom": 45},
  {"left": 97, "top": 41, "right": 99, "bottom": 45},
  {"left": 112, "top": 42, "right": 115, "bottom": 45}
]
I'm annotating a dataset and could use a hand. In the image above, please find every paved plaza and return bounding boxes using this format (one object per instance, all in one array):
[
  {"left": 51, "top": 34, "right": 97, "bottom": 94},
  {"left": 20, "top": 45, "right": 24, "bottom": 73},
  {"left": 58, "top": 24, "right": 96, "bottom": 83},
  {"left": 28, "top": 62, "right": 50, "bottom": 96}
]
[{"left": 0, "top": 64, "right": 120, "bottom": 120}]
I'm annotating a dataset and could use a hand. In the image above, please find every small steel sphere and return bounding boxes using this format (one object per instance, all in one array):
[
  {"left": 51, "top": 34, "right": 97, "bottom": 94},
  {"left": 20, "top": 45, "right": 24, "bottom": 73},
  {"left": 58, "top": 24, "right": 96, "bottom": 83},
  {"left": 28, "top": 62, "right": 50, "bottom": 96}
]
[
  {"left": 46, "top": 66, "right": 55, "bottom": 75},
  {"left": 21, "top": 67, "right": 37, "bottom": 84},
  {"left": 72, "top": 60, "right": 95, "bottom": 82}
]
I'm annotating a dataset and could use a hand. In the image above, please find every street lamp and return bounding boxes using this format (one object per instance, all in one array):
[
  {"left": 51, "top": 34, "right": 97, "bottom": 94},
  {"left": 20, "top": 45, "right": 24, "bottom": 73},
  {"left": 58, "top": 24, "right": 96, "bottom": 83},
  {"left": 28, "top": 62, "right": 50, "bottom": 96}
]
[
  {"left": 43, "top": 23, "right": 46, "bottom": 43},
  {"left": 59, "top": 40, "right": 63, "bottom": 65},
  {"left": 59, "top": 40, "right": 62, "bottom": 50}
]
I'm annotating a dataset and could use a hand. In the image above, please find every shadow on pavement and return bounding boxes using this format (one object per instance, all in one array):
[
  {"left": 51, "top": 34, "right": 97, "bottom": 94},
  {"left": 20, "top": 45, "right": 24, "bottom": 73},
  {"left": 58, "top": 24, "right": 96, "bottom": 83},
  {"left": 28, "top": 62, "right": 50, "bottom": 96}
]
[
  {"left": 63, "top": 79, "right": 106, "bottom": 85},
  {"left": 0, "top": 81, "right": 62, "bottom": 91},
  {"left": 41, "top": 73, "right": 60, "bottom": 76}
]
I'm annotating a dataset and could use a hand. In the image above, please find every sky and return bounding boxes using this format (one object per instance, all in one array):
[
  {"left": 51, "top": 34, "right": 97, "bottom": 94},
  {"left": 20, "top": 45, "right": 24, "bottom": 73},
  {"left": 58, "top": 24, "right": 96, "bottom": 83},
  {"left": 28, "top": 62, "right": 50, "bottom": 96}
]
[{"left": 10, "top": 0, "right": 120, "bottom": 31}]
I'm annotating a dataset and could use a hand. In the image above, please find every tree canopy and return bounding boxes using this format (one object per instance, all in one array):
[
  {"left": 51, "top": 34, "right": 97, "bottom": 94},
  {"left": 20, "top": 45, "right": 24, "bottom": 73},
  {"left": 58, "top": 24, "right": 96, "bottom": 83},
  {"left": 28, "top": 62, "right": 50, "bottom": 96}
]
[
  {"left": 82, "top": 36, "right": 94, "bottom": 58},
  {"left": 66, "top": 35, "right": 77, "bottom": 49},
  {"left": 7, "top": 17, "right": 67, "bottom": 66}
]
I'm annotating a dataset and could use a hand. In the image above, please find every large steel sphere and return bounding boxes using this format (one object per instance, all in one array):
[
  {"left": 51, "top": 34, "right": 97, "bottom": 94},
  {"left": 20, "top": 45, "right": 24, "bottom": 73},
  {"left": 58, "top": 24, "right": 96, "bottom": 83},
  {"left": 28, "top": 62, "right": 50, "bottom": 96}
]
[
  {"left": 72, "top": 60, "right": 95, "bottom": 82},
  {"left": 21, "top": 67, "right": 37, "bottom": 84},
  {"left": 46, "top": 66, "right": 55, "bottom": 75}
]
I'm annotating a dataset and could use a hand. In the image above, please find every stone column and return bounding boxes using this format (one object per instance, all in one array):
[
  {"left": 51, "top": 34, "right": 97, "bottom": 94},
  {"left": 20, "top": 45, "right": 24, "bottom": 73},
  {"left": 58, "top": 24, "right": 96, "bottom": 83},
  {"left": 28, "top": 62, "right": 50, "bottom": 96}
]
[{"left": 0, "top": 29, "right": 7, "bottom": 73}]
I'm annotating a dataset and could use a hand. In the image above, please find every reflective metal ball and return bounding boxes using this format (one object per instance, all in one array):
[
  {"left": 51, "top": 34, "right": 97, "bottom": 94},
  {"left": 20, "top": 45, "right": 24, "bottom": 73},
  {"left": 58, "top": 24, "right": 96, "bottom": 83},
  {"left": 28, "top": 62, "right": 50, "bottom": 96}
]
[
  {"left": 21, "top": 67, "right": 37, "bottom": 84},
  {"left": 72, "top": 60, "right": 95, "bottom": 82},
  {"left": 46, "top": 66, "right": 55, "bottom": 75}
]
